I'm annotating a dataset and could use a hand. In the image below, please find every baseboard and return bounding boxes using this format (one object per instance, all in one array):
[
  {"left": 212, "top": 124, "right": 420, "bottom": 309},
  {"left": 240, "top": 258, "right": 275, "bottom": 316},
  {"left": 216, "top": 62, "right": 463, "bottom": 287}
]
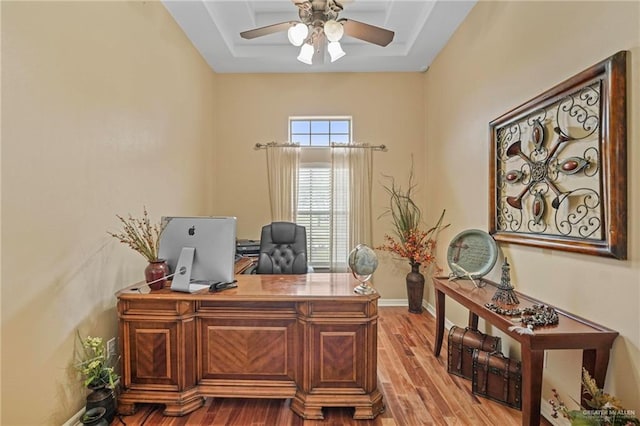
[
  {"left": 378, "top": 298, "right": 456, "bottom": 331},
  {"left": 62, "top": 406, "right": 83, "bottom": 426},
  {"left": 378, "top": 298, "right": 409, "bottom": 307},
  {"left": 423, "top": 300, "right": 455, "bottom": 331}
]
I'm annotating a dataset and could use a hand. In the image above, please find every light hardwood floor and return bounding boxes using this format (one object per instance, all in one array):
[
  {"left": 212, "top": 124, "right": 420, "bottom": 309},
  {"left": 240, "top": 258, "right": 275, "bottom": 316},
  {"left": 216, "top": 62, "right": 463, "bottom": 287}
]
[{"left": 112, "top": 306, "right": 551, "bottom": 425}]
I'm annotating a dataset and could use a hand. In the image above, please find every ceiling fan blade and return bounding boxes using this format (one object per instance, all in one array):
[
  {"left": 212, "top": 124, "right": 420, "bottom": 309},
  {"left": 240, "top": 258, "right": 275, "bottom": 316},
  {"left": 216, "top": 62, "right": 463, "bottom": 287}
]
[
  {"left": 240, "top": 21, "right": 297, "bottom": 39},
  {"left": 341, "top": 19, "right": 394, "bottom": 47}
]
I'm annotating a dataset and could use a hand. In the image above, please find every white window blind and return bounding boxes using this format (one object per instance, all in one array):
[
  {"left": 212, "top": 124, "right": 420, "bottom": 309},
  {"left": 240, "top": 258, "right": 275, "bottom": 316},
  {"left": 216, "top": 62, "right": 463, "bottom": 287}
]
[{"left": 297, "top": 166, "right": 331, "bottom": 269}]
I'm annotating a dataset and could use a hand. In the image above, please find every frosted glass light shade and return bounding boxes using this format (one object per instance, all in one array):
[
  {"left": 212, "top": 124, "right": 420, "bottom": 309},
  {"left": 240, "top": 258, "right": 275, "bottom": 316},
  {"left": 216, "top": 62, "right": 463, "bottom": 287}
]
[
  {"left": 323, "top": 20, "right": 344, "bottom": 42},
  {"left": 328, "top": 41, "right": 346, "bottom": 62},
  {"left": 297, "top": 43, "right": 314, "bottom": 65},
  {"left": 288, "top": 23, "right": 309, "bottom": 47}
]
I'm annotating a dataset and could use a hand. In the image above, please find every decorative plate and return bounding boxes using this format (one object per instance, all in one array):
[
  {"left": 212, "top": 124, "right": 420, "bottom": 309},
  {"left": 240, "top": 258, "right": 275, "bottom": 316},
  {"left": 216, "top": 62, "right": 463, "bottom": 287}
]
[{"left": 446, "top": 229, "right": 498, "bottom": 279}]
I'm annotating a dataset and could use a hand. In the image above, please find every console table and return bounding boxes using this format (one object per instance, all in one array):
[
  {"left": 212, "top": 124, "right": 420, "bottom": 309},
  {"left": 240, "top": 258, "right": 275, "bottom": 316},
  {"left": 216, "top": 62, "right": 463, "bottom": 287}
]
[
  {"left": 116, "top": 273, "right": 383, "bottom": 420},
  {"left": 432, "top": 276, "right": 618, "bottom": 426}
]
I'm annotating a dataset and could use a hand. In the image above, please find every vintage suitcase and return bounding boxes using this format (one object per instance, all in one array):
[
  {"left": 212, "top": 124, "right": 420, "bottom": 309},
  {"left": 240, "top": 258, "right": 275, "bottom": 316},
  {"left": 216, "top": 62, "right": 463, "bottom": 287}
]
[
  {"left": 472, "top": 349, "right": 522, "bottom": 410},
  {"left": 447, "top": 326, "right": 501, "bottom": 380}
]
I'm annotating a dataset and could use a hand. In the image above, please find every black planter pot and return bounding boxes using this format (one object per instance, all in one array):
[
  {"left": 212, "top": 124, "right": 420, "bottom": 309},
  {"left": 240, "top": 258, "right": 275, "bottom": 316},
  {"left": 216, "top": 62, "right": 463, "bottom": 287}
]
[
  {"left": 81, "top": 407, "right": 109, "bottom": 426},
  {"left": 86, "top": 386, "right": 116, "bottom": 424}
]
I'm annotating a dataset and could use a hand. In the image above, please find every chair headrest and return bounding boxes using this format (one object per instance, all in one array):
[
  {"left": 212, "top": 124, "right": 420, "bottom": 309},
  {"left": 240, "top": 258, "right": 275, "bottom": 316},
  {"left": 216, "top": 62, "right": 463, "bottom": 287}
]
[{"left": 270, "top": 222, "right": 297, "bottom": 244}]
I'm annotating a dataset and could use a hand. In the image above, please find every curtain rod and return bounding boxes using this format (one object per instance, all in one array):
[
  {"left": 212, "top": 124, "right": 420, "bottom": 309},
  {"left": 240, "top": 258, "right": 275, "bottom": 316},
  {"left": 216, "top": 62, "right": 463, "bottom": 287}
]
[{"left": 254, "top": 142, "right": 387, "bottom": 151}]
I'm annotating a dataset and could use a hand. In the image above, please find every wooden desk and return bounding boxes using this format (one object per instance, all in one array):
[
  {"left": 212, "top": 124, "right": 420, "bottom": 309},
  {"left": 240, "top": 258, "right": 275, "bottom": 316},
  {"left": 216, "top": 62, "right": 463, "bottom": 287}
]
[
  {"left": 432, "top": 276, "right": 618, "bottom": 426},
  {"left": 116, "top": 273, "right": 383, "bottom": 420},
  {"left": 233, "top": 255, "right": 257, "bottom": 274}
]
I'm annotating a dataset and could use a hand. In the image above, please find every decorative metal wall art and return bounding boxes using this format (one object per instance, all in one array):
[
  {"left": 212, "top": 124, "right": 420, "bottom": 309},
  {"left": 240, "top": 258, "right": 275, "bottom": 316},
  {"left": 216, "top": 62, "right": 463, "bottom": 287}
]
[{"left": 489, "top": 51, "right": 627, "bottom": 259}]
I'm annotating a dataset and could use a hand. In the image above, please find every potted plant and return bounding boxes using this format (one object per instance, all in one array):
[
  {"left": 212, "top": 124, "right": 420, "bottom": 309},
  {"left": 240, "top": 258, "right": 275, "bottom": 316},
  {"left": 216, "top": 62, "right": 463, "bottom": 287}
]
[
  {"left": 550, "top": 368, "right": 639, "bottom": 425},
  {"left": 76, "top": 333, "right": 119, "bottom": 423},
  {"left": 376, "top": 165, "right": 449, "bottom": 313},
  {"left": 108, "top": 206, "right": 167, "bottom": 289},
  {"left": 80, "top": 407, "right": 108, "bottom": 426}
]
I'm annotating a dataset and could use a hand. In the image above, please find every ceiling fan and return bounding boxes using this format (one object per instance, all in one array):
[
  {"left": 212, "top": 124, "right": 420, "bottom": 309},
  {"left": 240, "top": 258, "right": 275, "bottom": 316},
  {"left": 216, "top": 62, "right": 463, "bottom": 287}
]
[{"left": 240, "top": 0, "right": 395, "bottom": 64}]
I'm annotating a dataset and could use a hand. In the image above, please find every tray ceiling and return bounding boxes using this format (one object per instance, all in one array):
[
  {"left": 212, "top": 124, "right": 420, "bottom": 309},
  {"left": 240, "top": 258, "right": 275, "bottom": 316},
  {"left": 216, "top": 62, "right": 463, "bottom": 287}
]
[{"left": 162, "top": 0, "right": 476, "bottom": 73}]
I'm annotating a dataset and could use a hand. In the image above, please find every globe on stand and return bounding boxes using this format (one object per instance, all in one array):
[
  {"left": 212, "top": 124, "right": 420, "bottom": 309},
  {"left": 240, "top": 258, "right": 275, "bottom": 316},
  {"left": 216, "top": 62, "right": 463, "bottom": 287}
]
[{"left": 348, "top": 244, "right": 378, "bottom": 295}]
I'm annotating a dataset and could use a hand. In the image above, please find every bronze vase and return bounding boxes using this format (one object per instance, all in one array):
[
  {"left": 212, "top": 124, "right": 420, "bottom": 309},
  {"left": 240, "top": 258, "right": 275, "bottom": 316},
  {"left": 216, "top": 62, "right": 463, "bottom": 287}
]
[
  {"left": 406, "top": 262, "right": 425, "bottom": 314},
  {"left": 145, "top": 259, "right": 169, "bottom": 290}
]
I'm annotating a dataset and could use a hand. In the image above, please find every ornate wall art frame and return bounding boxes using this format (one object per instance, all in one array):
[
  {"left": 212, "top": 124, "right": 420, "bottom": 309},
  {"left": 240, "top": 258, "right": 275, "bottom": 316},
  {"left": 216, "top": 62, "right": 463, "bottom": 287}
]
[{"left": 489, "top": 51, "right": 627, "bottom": 259}]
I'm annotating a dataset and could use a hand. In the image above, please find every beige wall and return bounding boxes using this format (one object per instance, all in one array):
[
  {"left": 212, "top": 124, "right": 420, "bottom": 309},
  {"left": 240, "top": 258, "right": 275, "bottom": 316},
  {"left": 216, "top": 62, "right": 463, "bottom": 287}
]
[
  {"left": 3, "top": 0, "right": 638, "bottom": 424},
  {"left": 424, "top": 0, "right": 639, "bottom": 415},
  {"left": 1, "top": 2, "right": 216, "bottom": 424},
  {"left": 213, "top": 72, "right": 430, "bottom": 299}
]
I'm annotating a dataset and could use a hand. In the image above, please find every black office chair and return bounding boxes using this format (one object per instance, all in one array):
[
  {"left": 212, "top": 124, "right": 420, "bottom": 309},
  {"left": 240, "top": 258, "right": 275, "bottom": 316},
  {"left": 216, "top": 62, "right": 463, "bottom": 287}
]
[{"left": 255, "top": 222, "right": 308, "bottom": 274}]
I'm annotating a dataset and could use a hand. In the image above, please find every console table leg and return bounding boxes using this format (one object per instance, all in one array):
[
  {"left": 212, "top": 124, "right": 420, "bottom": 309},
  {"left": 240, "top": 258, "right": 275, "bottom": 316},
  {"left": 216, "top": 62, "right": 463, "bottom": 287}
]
[
  {"left": 433, "top": 289, "right": 446, "bottom": 357},
  {"left": 582, "top": 348, "right": 611, "bottom": 403},
  {"left": 521, "top": 349, "right": 544, "bottom": 426},
  {"left": 468, "top": 312, "right": 479, "bottom": 330},
  {"left": 582, "top": 348, "right": 610, "bottom": 387}
]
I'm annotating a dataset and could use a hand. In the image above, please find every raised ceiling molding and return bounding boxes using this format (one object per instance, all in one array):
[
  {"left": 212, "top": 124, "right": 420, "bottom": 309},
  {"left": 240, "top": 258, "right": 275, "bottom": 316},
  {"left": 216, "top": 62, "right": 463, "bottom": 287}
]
[{"left": 161, "top": 0, "right": 476, "bottom": 73}]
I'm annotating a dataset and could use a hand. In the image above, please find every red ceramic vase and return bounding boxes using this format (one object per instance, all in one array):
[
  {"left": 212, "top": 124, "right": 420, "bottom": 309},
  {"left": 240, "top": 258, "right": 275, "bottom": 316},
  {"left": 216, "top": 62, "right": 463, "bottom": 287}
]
[{"left": 145, "top": 259, "right": 169, "bottom": 290}]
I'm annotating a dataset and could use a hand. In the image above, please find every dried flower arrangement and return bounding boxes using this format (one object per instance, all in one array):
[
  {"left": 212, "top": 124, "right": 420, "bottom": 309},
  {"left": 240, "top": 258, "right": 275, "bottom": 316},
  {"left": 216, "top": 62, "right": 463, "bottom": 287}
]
[
  {"left": 376, "top": 164, "right": 449, "bottom": 270},
  {"left": 108, "top": 207, "right": 164, "bottom": 262},
  {"left": 76, "top": 333, "right": 119, "bottom": 389},
  {"left": 550, "top": 368, "right": 638, "bottom": 425}
]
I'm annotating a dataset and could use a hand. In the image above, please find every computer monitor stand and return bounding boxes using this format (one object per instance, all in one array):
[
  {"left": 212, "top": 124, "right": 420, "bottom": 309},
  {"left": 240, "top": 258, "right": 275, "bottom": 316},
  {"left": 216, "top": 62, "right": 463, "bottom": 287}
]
[{"left": 170, "top": 247, "right": 209, "bottom": 293}]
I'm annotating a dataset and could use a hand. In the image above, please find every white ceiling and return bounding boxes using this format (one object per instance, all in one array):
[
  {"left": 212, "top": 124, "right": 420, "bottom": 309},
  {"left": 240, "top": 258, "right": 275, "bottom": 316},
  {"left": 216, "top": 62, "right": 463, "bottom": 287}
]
[{"left": 162, "top": 0, "right": 477, "bottom": 73}]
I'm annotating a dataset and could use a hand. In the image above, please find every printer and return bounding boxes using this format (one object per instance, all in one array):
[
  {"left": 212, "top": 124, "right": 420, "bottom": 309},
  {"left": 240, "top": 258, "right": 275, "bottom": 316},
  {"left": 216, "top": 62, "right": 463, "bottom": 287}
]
[{"left": 236, "top": 239, "right": 260, "bottom": 257}]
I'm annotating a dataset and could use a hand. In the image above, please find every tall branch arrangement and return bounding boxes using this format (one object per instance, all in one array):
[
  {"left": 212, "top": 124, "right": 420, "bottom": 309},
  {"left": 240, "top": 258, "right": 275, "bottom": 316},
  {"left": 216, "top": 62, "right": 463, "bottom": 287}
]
[
  {"left": 376, "top": 164, "right": 449, "bottom": 268},
  {"left": 108, "top": 207, "right": 164, "bottom": 262}
]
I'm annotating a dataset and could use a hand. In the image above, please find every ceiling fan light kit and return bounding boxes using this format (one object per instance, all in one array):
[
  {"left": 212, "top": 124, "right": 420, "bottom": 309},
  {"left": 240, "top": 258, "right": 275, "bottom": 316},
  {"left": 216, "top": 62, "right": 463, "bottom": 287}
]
[
  {"left": 287, "top": 22, "right": 309, "bottom": 47},
  {"left": 240, "top": 0, "right": 394, "bottom": 66},
  {"left": 327, "top": 41, "right": 346, "bottom": 62},
  {"left": 323, "top": 19, "right": 344, "bottom": 42},
  {"left": 297, "top": 43, "right": 315, "bottom": 65}
]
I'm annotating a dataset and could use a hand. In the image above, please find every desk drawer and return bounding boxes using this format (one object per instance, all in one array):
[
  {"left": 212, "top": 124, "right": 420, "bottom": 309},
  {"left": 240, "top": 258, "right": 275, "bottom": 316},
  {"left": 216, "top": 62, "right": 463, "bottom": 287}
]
[{"left": 305, "top": 300, "right": 376, "bottom": 318}]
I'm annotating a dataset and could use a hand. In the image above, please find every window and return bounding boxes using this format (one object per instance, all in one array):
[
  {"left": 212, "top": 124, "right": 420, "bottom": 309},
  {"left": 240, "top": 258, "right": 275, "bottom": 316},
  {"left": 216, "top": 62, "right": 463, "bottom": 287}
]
[
  {"left": 290, "top": 118, "right": 351, "bottom": 146},
  {"left": 291, "top": 117, "right": 351, "bottom": 271}
]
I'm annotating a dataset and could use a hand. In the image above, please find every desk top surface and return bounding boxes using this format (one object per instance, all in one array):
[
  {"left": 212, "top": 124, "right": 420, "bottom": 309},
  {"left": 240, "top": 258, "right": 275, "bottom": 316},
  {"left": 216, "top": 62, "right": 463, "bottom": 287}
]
[
  {"left": 433, "top": 276, "right": 617, "bottom": 345},
  {"left": 117, "top": 273, "right": 380, "bottom": 302}
]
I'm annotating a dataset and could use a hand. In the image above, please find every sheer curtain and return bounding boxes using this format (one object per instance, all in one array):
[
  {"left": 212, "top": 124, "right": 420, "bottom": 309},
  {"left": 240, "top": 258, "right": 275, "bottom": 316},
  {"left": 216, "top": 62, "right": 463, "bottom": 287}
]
[
  {"left": 265, "top": 144, "right": 299, "bottom": 222},
  {"left": 330, "top": 144, "right": 373, "bottom": 271}
]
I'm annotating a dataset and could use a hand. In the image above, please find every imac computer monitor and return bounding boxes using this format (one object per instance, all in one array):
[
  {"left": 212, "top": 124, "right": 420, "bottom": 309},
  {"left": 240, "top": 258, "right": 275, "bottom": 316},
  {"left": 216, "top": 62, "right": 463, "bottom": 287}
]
[{"left": 158, "top": 216, "right": 237, "bottom": 293}]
